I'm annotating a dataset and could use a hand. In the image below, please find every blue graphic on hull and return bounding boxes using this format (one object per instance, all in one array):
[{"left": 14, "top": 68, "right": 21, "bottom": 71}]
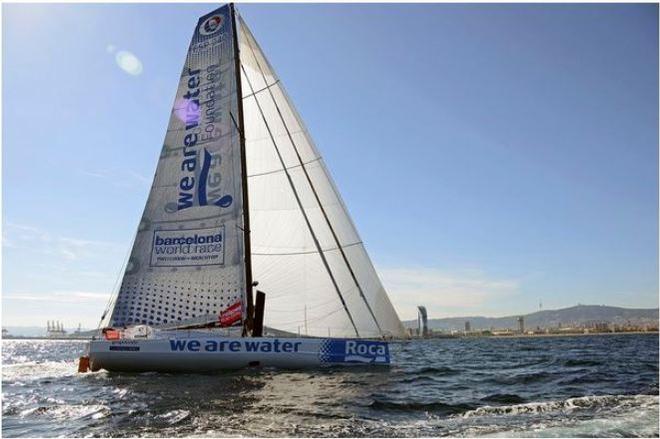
[{"left": 319, "top": 339, "right": 390, "bottom": 364}]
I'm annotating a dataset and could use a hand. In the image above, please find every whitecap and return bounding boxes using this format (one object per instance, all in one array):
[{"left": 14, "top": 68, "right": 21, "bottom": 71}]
[{"left": 460, "top": 394, "right": 659, "bottom": 419}]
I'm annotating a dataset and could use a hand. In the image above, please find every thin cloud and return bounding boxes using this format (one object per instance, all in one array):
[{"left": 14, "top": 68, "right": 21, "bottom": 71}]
[
  {"left": 4, "top": 291, "right": 111, "bottom": 303},
  {"left": 81, "top": 168, "right": 150, "bottom": 188},
  {"left": 81, "top": 170, "right": 110, "bottom": 179},
  {"left": 379, "top": 267, "right": 520, "bottom": 320},
  {"left": 127, "top": 170, "right": 151, "bottom": 185},
  {"left": 3, "top": 222, "right": 122, "bottom": 261}
]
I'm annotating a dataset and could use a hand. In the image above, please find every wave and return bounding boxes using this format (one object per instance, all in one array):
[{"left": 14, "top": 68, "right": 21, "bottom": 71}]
[
  {"left": 414, "top": 366, "right": 460, "bottom": 375},
  {"left": 19, "top": 404, "right": 110, "bottom": 421},
  {"left": 489, "top": 371, "right": 556, "bottom": 385},
  {"left": 399, "top": 375, "right": 438, "bottom": 384},
  {"left": 460, "top": 394, "right": 659, "bottom": 418},
  {"left": 558, "top": 373, "right": 614, "bottom": 385},
  {"left": 369, "top": 399, "right": 476, "bottom": 415},
  {"left": 480, "top": 393, "right": 527, "bottom": 404},
  {"left": 481, "top": 394, "right": 660, "bottom": 438},
  {"left": 156, "top": 409, "right": 190, "bottom": 425},
  {"left": 2, "top": 360, "right": 79, "bottom": 383},
  {"left": 562, "top": 358, "right": 603, "bottom": 367},
  {"left": 341, "top": 394, "right": 659, "bottom": 438}
]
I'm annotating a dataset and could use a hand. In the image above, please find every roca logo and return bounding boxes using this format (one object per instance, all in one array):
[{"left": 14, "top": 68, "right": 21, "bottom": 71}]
[
  {"left": 200, "top": 15, "right": 224, "bottom": 36},
  {"left": 345, "top": 341, "right": 387, "bottom": 357}
]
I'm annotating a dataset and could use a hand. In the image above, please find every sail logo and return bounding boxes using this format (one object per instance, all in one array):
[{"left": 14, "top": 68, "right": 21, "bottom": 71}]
[
  {"left": 150, "top": 226, "right": 225, "bottom": 267},
  {"left": 199, "top": 15, "right": 224, "bottom": 36},
  {"left": 176, "top": 66, "right": 233, "bottom": 212},
  {"left": 178, "top": 147, "right": 233, "bottom": 211}
]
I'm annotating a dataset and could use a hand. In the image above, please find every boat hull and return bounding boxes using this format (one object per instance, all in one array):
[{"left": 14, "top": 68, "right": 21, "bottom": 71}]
[{"left": 88, "top": 337, "right": 390, "bottom": 372}]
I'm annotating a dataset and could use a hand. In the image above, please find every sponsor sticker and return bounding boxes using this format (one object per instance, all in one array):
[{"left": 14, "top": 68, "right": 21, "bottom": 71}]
[
  {"left": 319, "top": 340, "right": 389, "bottom": 364},
  {"left": 103, "top": 328, "right": 121, "bottom": 340},
  {"left": 219, "top": 301, "right": 243, "bottom": 327},
  {"left": 150, "top": 226, "right": 225, "bottom": 267},
  {"left": 109, "top": 346, "right": 140, "bottom": 352},
  {"left": 169, "top": 338, "right": 303, "bottom": 353},
  {"left": 199, "top": 14, "right": 224, "bottom": 36}
]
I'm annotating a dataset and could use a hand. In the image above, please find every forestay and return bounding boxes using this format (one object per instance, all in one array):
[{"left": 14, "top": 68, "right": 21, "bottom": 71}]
[
  {"left": 238, "top": 16, "right": 406, "bottom": 339},
  {"left": 109, "top": 5, "right": 247, "bottom": 328}
]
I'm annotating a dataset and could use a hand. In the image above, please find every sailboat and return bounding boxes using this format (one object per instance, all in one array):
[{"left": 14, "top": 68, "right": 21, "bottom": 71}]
[{"left": 82, "top": 4, "right": 406, "bottom": 372}]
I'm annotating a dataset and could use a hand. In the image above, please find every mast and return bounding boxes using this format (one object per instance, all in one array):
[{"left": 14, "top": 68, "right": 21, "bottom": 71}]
[{"left": 230, "top": 3, "right": 254, "bottom": 333}]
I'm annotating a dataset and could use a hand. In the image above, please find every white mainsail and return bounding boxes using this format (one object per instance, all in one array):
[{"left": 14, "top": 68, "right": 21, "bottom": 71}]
[
  {"left": 238, "top": 16, "right": 406, "bottom": 339},
  {"left": 105, "top": 5, "right": 406, "bottom": 339},
  {"left": 109, "top": 5, "right": 248, "bottom": 328}
]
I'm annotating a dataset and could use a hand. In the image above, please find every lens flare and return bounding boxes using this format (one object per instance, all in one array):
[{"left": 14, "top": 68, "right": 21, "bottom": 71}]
[{"left": 115, "top": 50, "right": 143, "bottom": 76}]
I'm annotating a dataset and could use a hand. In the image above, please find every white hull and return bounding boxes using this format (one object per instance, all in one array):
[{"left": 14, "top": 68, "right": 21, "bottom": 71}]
[{"left": 88, "top": 336, "right": 390, "bottom": 372}]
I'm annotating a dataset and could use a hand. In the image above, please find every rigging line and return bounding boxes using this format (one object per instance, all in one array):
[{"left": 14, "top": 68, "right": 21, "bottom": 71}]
[
  {"left": 239, "top": 61, "right": 360, "bottom": 338},
  {"left": 250, "top": 205, "right": 342, "bottom": 213},
  {"left": 266, "top": 295, "right": 347, "bottom": 310},
  {"left": 268, "top": 305, "right": 346, "bottom": 326},
  {"left": 97, "top": 230, "right": 137, "bottom": 333},
  {"left": 240, "top": 127, "right": 306, "bottom": 144},
  {"left": 240, "top": 19, "right": 384, "bottom": 337},
  {"left": 247, "top": 156, "right": 322, "bottom": 179},
  {"left": 252, "top": 241, "right": 363, "bottom": 256},
  {"left": 241, "top": 80, "right": 280, "bottom": 100},
  {"left": 231, "top": 3, "right": 254, "bottom": 336}
]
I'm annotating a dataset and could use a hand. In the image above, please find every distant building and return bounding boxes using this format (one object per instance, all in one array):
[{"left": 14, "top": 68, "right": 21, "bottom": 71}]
[
  {"left": 585, "top": 320, "right": 609, "bottom": 332},
  {"left": 47, "top": 320, "right": 67, "bottom": 337},
  {"left": 417, "top": 306, "right": 428, "bottom": 338},
  {"left": 517, "top": 316, "right": 524, "bottom": 334},
  {"left": 465, "top": 321, "right": 471, "bottom": 333}
]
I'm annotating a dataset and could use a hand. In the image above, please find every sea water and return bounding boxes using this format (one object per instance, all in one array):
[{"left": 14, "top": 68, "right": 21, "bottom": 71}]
[{"left": 2, "top": 334, "right": 658, "bottom": 437}]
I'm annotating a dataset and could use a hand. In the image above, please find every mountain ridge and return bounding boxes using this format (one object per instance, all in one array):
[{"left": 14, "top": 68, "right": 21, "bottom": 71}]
[{"left": 403, "top": 304, "right": 659, "bottom": 331}]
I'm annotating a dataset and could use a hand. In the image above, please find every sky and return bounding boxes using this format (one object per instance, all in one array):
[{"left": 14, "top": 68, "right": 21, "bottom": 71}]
[{"left": 2, "top": 3, "right": 658, "bottom": 328}]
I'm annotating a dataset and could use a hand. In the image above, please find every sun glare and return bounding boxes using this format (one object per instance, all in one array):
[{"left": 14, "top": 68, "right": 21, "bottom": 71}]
[{"left": 115, "top": 50, "right": 143, "bottom": 76}]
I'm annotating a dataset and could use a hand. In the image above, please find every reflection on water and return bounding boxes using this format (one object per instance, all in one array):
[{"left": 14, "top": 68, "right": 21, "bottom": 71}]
[{"left": 2, "top": 334, "right": 658, "bottom": 437}]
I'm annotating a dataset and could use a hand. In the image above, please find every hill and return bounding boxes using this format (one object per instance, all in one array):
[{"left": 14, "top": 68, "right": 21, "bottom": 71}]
[{"left": 404, "top": 305, "right": 659, "bottom": 331}]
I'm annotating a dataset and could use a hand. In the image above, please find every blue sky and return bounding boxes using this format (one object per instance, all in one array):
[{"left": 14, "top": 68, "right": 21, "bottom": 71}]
[{"left": 2, "top": 3, "right": 658, "bottom": 328}]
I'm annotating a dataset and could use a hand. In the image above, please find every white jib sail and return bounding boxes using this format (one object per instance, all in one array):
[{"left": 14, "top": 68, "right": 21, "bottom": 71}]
[
  {"left": 238, "top": 16, "right": 406, "bottom": 339},
  {"left": 109, "top": 5, "right": 247, "bottom": 328}
]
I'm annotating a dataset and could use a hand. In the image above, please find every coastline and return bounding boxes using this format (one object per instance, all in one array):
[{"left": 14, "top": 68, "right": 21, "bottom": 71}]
[
  {"left": 3, "top": 331, "right": 657, "bottom": 342},
  {"left": 487, "top": 330, "right": 659, "bottom": 339},
  {"left": 419, "top": 330, "right": 660, "bottom": 340}
]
